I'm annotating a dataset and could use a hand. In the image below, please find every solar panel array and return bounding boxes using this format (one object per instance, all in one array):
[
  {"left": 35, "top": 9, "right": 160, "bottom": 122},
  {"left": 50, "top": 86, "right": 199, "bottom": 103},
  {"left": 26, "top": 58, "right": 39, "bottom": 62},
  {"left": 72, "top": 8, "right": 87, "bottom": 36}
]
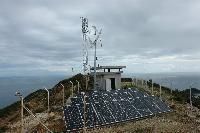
[{"left": 63, "top": 88, "right": 171, "bottom": 132}]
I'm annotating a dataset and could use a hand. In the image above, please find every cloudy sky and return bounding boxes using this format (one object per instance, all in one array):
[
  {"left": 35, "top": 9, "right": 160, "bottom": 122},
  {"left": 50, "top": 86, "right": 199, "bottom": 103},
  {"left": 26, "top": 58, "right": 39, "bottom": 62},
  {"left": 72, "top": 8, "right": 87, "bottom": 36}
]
[{"left": 0, "top": 0, "right": 200, "bottom": 76}]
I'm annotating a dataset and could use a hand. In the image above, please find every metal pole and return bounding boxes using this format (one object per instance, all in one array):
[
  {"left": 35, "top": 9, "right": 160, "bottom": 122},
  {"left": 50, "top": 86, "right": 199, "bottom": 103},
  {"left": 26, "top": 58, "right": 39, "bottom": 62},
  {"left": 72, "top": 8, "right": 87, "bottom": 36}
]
[
  {"left": 21, "top": 96, "right": 24, "bottom": 133},
  {"left": 44, "top": 88, "right": 49, "bottom": 113},
  {"left": 132, "top": 78, "right": 134, "bottom": 86},
  {"left": 94, "top": 42, "right": 97, "bottom": 90},
  {"left": 83, "top": 93, "right": 86, "bottom": 133},
  {"left": 76, "top": 80, "right": 80, "bottom": 93},
  {"left": 145, "top": 80, "right": 147, "bottom": 89},
  {"left": 170, "top": 82, "right": 173, "bottom": 94},
  {"left": 152, "top": 81, "right": 154, "bottom": 95},
  {"left": 142, "top": 79, "right": 144, "bottom": 88},
  {"left": 70, "top": 81, "right": 74, "bottom": 97},
  {"left": 15, "top": 91, "right": 24, "bottom": 133},
  {"left": 60, "top": 84, "right": 65, "bottom": 106},
  {"left": 170, "top": 81, "right": 173, "bottom": 104},
  {"left": 86, "top": 75, "right": 88, "bottom": 90},
  {"left": 190, "top": 85, "right": 192, "bottom": 108},
  {"left": 159, "top": 84, "right": 162, "bottom": 99},
  {"left": 135, "top": 78, "right": 137, "bottom": 87}
]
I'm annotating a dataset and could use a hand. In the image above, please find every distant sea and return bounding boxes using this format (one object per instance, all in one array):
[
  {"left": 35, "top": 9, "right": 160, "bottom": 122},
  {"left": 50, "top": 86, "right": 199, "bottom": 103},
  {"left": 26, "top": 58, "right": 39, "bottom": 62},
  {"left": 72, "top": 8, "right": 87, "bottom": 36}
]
[
  {"left": 1, "top": 72, "right": 200, "bottom": 109},
  {"left": 0, "top": 75, "right": 65, "bottom": 109},
  {"left": 126, "top": 72, "right": 200, "bottom": 90}
]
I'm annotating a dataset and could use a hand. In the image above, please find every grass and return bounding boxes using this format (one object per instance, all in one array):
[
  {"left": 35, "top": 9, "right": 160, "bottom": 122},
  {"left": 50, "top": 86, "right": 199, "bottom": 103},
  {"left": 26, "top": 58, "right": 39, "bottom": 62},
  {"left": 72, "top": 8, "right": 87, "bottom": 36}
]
[{"left": 1, "top": 76, "right": 200, "bottom": 132}]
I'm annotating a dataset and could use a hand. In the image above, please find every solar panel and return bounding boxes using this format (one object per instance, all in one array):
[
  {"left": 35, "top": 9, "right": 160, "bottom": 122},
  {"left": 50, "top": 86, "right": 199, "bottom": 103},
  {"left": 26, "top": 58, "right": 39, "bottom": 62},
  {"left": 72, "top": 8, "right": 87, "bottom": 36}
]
[{"left": 63, "top": 88, "right": 171, "bottom": 131}]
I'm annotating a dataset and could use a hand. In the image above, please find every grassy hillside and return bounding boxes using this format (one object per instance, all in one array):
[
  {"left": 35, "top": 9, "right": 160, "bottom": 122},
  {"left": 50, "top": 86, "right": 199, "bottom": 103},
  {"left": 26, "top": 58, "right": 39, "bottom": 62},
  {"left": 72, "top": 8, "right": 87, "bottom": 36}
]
[
  {"left": 0, "top": 73, "right": 93, "bottom": 132},
  {"left": 0, "top": 76, "right": 200, "bottom": 132}
]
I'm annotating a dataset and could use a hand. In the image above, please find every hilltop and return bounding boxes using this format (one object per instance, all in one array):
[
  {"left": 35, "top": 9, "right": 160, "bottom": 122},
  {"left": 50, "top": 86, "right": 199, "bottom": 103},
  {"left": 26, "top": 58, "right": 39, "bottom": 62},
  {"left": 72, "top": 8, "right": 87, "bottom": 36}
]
[
  {"left": 0, "top": 75, "right": 200, "bottom": 132},
  {"left": 0, "top": 73, "right": 93, "bottom": 132}
]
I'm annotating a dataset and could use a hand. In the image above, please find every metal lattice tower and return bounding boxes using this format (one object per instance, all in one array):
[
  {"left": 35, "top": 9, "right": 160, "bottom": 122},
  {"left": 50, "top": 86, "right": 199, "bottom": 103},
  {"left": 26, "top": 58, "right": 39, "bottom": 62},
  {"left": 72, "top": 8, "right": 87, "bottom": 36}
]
[{"left": 80, "top": 17, "right": 102, "bottom": 90}]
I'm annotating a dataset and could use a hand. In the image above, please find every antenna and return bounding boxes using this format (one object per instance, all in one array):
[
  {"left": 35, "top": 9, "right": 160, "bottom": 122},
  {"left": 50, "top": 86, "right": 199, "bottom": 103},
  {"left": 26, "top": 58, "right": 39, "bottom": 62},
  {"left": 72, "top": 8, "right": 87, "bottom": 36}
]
[
  {"left": 81, "top": 17, "right": 89, "bottom": 41},
  {"left": 88, "top": 26, "right": 102, "bottom": 90},
  {"left": 80, "top": 17, "right": 102, "bottom": 90},
  {"left": 81, "top": 17, "right": 89, "bottom": 74}
]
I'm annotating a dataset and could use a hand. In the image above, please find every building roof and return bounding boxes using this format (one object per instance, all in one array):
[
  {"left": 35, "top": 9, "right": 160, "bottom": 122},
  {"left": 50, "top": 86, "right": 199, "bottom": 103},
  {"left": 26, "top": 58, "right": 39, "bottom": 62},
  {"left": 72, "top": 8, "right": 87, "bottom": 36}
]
[
  {"left": 90, "top": 66, "right": 126, "bottom": 70},
  {"left": 90, "top": 71, "right": 123, "bottom": 75}
]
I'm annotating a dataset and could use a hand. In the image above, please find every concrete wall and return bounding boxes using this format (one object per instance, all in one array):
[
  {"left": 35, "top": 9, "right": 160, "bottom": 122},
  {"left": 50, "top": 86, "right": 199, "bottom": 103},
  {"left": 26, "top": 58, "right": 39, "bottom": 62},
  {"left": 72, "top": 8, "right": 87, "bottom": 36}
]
[{"left": 96, "top": 73, "right": 121, "bottom": 91}]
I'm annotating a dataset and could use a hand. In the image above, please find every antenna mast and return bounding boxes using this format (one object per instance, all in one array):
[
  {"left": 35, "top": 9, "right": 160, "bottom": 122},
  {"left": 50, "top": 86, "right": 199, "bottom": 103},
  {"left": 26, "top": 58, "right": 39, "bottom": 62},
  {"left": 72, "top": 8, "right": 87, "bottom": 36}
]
[
  {"left": 81, "top": 17, "right": 89, "bottom": 74},
  {"left": 80, "top": 17, "right": 102, "bottom": 90},
  {"left": 90, "top": 27, "right": 102, "bottom": 90}
]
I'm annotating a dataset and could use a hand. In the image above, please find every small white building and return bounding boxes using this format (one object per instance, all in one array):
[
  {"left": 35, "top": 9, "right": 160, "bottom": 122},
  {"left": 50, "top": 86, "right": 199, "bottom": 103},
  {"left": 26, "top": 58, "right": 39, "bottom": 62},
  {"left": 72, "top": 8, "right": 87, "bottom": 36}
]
[{"left": 90, "top": 66, "right": 126, "bottom": 91}]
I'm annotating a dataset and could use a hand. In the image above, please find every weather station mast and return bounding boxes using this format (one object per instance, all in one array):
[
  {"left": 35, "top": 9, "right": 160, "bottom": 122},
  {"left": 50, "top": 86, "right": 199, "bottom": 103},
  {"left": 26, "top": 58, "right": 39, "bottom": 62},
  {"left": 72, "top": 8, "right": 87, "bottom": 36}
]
[{"left": 80, "top": 17, "right": 102, "bottom": 90}]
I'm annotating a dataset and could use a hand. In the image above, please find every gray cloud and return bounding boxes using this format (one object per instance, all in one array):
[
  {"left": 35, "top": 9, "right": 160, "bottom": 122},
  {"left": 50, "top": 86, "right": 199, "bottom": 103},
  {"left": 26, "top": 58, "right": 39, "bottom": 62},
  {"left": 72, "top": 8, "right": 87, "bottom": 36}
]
[{"left": 0, "top": 0, "right": 200, "bottom": 76}]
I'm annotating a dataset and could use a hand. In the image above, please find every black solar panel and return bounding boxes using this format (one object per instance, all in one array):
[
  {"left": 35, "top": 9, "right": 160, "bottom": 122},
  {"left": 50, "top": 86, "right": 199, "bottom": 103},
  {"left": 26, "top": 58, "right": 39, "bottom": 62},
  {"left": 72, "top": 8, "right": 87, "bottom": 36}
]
[{"left": 63, "top": 88, "right": 171, "bottom": 132}]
